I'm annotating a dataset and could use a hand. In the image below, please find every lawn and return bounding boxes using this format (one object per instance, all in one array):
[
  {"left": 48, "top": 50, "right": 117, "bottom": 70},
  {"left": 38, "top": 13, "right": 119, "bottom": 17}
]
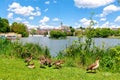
[{"left": 0, "top": 56, "right": 120, "bottom": 80}]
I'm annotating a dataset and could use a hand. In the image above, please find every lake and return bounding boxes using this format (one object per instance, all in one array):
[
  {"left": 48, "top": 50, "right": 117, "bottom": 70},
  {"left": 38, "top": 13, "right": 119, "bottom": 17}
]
[{"left": 20, "top": 35, "right": 120, "bottom": 56}]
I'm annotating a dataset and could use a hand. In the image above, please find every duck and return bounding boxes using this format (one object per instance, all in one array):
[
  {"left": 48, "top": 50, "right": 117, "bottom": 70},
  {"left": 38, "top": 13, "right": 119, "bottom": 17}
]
[{"left": 86, "top": 57, "right": 99, "bottom": 72}]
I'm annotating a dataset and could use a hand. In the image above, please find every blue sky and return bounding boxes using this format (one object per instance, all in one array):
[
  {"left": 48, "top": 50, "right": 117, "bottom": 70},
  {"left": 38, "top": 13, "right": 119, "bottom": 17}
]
[{"left": 0, "top": 0, "right": 120, "bottom": 29}]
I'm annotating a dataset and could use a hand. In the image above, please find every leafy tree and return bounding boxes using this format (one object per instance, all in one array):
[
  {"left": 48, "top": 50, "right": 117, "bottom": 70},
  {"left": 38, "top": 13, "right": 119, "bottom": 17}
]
[
  {"left": 80, "top": 26, "right": 85, "bottom": 30},
  {"left": 69, "top": 26, "right": 75, "bottom": 36},
  {"left": 94, "top": 28, "right": 101, "bottom": 37},
  {"left": 30, "top": 29, "right": 36, "bottom": 36},
  {"left": 114, "top": 29, "right": 120, "bottom": 36},
  {"left": 11, "top": 22, "right": 29, "bottom": 37},
  {"left": 75, "top": 29, "right": 83, "bottom": 37},
  {"left": 50, "top": 30, "right": 66, "bottom": 39},
  {"left": 0, "top": 17, "right": 10, "bottom": 33},
  {"left": 99, "top": 28, "right": 111, "bottom": 38}
]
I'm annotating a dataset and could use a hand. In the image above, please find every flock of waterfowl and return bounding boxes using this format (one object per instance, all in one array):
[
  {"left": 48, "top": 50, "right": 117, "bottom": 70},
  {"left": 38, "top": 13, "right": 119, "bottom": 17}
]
[
  {"left": 24, "top": 55, "right": 100, "bottom": 72},
  {"left": 24, "top": 55, "right": 65, "bottom": 69}
]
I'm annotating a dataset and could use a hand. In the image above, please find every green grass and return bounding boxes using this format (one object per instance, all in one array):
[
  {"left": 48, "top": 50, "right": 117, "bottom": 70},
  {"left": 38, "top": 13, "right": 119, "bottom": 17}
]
[{"left": 0, "top": 56, "right": 120, "bottom": 80}]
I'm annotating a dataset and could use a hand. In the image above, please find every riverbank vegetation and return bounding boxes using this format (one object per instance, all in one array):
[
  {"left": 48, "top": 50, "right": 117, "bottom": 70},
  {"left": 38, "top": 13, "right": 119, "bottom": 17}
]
[
  {"left": 75, "top": 27, "right": 120, "bottom": 38},
  {"left": 50, "top": 30, "right": 67, "bottom": 39},
  {"left": 0, "top": 37, "right": 120, "bottom": 73},
  {"left": 0, "top": 56, "right": 120, "bottom": 80},
  {"left": 0, "top": 38, "right": 120, "bottom": 80},
  {"left": 1, "top": 17, "right": 120, "bottom": 38},
  {"left": 0, "top": 16, "right": 120, "bottom": 79},
  {"left": 0, "top": 39, "right": 50, "bottom": 59},
  {"left": 58, "top": 37, "right": 120, "bottom": 73},
  {"left": 0, "top": 17, "right": 29, "bottom": 37},
  {"left": 84, "top": 28, "right": 120, "bottom": 38},
  {"left": 11, "top": 22, "right": 29, "bottom": 37}
]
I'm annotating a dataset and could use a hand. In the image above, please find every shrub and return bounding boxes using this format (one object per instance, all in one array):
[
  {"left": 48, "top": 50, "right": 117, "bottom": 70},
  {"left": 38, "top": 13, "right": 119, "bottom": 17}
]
[
  {"left": 0, "top": 39, "right": 51, "bottom": 59},
  {"left": 50, "top": 30, "right": 67, "bottom": 39},
  {"left": 57, "top": 37, "right": 120, "bottom": 72}
]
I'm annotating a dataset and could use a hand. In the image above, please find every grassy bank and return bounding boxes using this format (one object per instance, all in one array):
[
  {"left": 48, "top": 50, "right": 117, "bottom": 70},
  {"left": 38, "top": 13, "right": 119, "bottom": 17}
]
[
  {"left": 0, "top": 56, "right": 120, "bottom": 80},
  {"left": 0, "top": 39, "right": 51, "bottom": 59},
  {"left": 0, "top": 38, "right": 120, "bottom": 80},
  {"left": 108, "top": 35, "right": 120, "bottom": 38}
]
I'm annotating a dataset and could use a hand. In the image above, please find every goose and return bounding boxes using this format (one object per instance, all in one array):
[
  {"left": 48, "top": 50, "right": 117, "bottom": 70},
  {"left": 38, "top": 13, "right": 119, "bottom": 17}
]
[
  {"left": 39, "top": 55, "right": 46, "bottom": 68},
  {"left": 39, "top": 55, "right": 52, "bottom": 67},
  {"left": 25, "top": 55, "right": 32, "bottom": 65},
  {"left": 53, "top": 60, "right": 64, "bottom": 68},
  {"left": 45, "top": 57, "right": 52, "bottom": 67},
  {"left": 86, "top": 57, "right": 99, "bottom": 72},
  {"left": 28, "top": 63, "right": 35, "bottom": 69}
]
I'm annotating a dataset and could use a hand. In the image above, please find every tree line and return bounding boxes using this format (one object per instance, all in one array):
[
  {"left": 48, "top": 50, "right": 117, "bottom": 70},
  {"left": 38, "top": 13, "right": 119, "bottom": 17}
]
[
  {"left": 0, "top": 17, "right": 29, "bottom": 37},
  {"left": 84, "top": 27, "right": 120, "bottom": 38},
  {"left": 1, "top": 17, "right": 120, "bottom": 38}
]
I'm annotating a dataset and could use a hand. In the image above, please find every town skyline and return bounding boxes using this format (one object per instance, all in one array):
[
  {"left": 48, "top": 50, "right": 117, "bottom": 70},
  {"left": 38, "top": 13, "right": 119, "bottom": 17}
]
[{"left": 0, "top": 0, "right": 120, "bottom": 29}]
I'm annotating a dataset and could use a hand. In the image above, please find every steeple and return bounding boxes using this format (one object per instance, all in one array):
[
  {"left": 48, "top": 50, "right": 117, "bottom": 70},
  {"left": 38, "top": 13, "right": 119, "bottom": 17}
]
[{"left": 61, "top": 22, "right": 63, "bottom": 27}]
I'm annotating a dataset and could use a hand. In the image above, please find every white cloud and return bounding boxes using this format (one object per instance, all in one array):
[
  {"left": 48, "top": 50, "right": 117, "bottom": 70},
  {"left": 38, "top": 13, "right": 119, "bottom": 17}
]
[
  {"left": 15, "top": 17, "right": 22, "bottom": 21},
  {"left": 52, "top": 18, "right": 59, "bottom": 21},
  {"left": 22, "top": 21, "right": 29, "bottom": 26},
  {"left": 79, "top": 18, "right": 97, "bottom": 28},
  {"left": 39, "top": 24, "right": 55, "bottom": 29},
  {"left": 115, "top": 16, "right": 120, "bottom": 22},
  {"left": 44, "top": 8, "right": 48, "bottom": 12},
  {"left": 45, "top": 1, "right": 50, "bottom": 4},
  {"left": 79, "top": 18, "right": 90, "bottom": 27},
  {"left": 7, "top": 13, "right": 13, "bottom": 19},
  {"left": 29, "top": 16, "right": 34, "bottom": 20},
  {"left": 39, "top": 16, "right": 50, "bottom": 25},
  {"left": 38, "top": 16, "right": 60, "bottom": 29},
  {"left": 8, "top": 2, "right": 41, "bottom": 17},
  {"left": 100, "top": 5, "right": 120, "bottom": 17},
  {"left": 74, "top": 0, "right": 115, "bottom": 8},
  {"left": 101, "top": 21, "right": 110, "bottom": 28},
  {"left": 100, "top": 21, "right": 119, "bottom": 28},
  {"left": 27, "top": 24, "right": 38, "bottom": 29},
  {"left": 100, "top": 18, "right": 106, "bottom": 21}
]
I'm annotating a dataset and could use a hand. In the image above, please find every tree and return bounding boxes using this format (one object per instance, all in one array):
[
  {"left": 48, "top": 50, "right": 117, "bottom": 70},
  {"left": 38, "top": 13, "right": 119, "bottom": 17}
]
[
  {"left": 0, "top": 17, "right": 10, "bottom": 33},
  {"left": 85, "top": 12, "right": 96, "bottom": 38},
  {"left": 11, "top": 22, "right": 29, "bottom": 37},
  {"left": 99, "top": 28, "right": 111, "bottom": 38},
  {"left": 30, "top": 29, "right": 36, "bottom": 36},
  {"left": 50, "top": 30, "right": 66, "bottom": 39},
  {"left": 69, "top": 26, "right": 75, "bottom": 36}
]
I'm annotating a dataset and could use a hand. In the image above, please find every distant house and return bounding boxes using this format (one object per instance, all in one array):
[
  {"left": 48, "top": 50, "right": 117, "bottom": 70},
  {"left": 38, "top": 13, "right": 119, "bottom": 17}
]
[
  {"left": 0, "top": 33, "right": 22, "bottom": 40},
  {"left": 36, "top": 29, "right": 48, "bottom": 35},
  {"left": 111, "top": 28, "right": 120, "bottom": 30},
  {"left": 61, "top": 26, "right": 71, "bottom": 32}
]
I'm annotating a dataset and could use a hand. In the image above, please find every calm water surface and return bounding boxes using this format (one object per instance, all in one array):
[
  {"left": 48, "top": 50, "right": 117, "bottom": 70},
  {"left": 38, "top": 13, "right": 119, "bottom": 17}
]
[{"left": 20, "top": 36, "right": 120, "bottom": 56}]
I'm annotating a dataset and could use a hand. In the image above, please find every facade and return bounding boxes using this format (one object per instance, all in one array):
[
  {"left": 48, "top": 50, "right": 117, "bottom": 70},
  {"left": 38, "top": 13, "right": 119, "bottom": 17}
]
[{"left": 0, "top": 33, "right": 22, "bottom": 40}]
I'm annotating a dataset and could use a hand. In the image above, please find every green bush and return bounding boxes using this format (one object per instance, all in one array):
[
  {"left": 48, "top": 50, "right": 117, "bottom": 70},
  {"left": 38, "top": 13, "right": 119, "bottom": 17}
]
[
  {"left": 0, "top": 39, "right": 51, "bottom": 59},
  {"left": 50, "top": 30, "right": 67, "bottom": 39},
  {"left": 57, "top": 37, "right": 120, "bottom": 72}
]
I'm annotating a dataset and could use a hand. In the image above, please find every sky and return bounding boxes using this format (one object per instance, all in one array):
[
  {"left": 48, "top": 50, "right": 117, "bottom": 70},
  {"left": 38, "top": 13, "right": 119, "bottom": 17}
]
[{"left": 0, "top": 0, "right": 120, "bottom": 29}]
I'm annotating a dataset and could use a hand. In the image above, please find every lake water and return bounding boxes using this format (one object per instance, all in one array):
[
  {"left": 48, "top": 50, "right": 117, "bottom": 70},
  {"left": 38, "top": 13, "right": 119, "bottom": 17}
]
[{"left": 20, "top": 36, "right": 120, "bottom": 56}]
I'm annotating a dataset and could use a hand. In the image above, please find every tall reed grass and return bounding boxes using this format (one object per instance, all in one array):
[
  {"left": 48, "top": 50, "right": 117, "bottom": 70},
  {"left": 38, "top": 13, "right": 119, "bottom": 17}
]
[
  {"left": 0, "top": 38, "right": 51, "bottom": 59},
  {"left": 57, "top": 37, "right": 120, "bottom": 72}
]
